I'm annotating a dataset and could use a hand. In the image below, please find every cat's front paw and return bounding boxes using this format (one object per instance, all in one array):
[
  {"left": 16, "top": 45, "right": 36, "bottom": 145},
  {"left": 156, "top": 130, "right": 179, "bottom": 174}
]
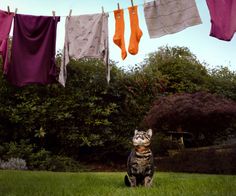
[{"left": 144, "top": 176, "right": 153, "bottom": 187}]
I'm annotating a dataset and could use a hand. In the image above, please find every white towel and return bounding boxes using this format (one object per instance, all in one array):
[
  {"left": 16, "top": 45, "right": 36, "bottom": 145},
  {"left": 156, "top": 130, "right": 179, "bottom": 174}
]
[
  {"left": 143, "top": 0, "right": 202, "bottom": 38},
  {"left": 59, "top": 13, "right": 109, "bottom": 87}
]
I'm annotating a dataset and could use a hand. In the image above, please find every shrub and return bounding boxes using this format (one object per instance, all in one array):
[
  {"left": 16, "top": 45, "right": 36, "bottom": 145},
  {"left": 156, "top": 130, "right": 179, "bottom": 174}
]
[
  {"left": 29, "top": 152, "right": 84, "bottom": 172},
  {"left": 27, "top": 148, "right": 52, "bottom": 170},
  {"left": 0, "top": 141, "right": 84, "bottom": 171},
  {"left": 156, "top": 144, "right": 236, "bottom": 174},
  {"left": 45, "top": 155, "right": 84, "bottom": 172},
  {"left": 0, "top": 158, "right": 28, "bottom": 170},
  {"left": 151, "top": 133, "right": 178, "bottom": 156},
  {"left": 0, "top": 140, "right": 34, "bottom": 161}
]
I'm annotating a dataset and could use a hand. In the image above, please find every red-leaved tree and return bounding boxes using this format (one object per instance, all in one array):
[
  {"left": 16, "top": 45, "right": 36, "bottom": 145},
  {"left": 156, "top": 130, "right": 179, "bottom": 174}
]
[{"left": 143, "top": 92, "right": 236, "bottom": 146}]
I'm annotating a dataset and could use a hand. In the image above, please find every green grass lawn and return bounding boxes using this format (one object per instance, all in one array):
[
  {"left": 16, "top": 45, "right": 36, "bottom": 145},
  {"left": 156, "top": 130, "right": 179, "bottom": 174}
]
[{"left": 0, "top": 170, "right": 235, "bottom": 196}]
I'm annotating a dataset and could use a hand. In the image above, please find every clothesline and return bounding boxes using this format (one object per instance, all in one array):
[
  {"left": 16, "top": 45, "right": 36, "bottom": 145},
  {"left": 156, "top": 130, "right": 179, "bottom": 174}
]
[
  {"left": 60, "top": 2, "right": 145, "bottom": 18},
  {"left": 3, "top": 1, "right": 148, "bottom": 18},
  {"left": 1, "top": 0, "right": 203, "bottom": 88},
  {"left": 1, "top": 0, "right": 234, "bottom": 88}
]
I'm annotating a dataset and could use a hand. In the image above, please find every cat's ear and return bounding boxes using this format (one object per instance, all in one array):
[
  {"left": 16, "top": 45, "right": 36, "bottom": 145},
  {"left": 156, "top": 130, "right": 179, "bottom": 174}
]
[
  {"left": 134, "top": 129, "right": 138, "bottom": 135},
  {"left": 147, "top": 129, "right": 152, "bottom": 138}
]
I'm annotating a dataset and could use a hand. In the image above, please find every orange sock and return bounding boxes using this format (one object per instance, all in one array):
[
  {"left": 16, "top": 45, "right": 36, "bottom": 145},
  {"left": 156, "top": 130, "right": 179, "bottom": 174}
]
[
  {"left": 113, "top": 9, "right": 127, "bottom": 60},
  {"left": 128, "top": 6, "right": 143, "bottom": 55}
]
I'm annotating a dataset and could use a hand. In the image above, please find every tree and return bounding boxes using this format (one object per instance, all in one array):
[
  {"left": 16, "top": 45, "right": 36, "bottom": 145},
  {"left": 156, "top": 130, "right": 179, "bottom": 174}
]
[
  {"left": 143, "top": 92, "right": 236, "bottom": 146},
  {"left": 142, "top": 46, "right": 210, "bottom": 93},
  {"left": 207, "top": 66, "right": 236, "bottom": 100}
]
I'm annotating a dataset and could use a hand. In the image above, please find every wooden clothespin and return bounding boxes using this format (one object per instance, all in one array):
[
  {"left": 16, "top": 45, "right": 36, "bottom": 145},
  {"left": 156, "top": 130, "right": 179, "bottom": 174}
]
[
  {"left": 7, "top": 6, "right": 10, "bottom": 14},
  {"left": 68, "top": 9, "right": 72, "bottom": 19},
  {"left": 117, "top": 3, "right": 121, "bottom": 18},
  {"left": 131, "top": 0, "right": 134, "bottom": 7},
  {"left": 52, "top": 11, "right": 56, "bottom": 19},
  {"left": 14, "top": 8, "right": 18, "bottom": 15}
]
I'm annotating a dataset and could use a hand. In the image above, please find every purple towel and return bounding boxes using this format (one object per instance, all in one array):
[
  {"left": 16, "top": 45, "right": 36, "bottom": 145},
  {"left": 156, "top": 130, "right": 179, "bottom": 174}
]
[
  {"left": 206, "top": 0, "right": 236, "bottom": 41},
  {"left": 0, "top": 10, "right": 14, "bottom": 74},
  {"left": 7, "top": 14, "right": 60, "bottom": 86}
]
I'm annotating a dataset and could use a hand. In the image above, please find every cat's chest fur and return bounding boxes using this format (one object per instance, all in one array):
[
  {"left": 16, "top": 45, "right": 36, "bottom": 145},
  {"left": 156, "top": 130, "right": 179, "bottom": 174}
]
[{"left": 129, "top": 149, "right": 153, "bottom": 175}]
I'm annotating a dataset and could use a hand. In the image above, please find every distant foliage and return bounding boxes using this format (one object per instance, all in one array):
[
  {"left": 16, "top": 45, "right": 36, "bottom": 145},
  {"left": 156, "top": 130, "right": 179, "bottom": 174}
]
[
  {"left": 0, "top": 46, "right": 236, "bottom": 168},
  {"left": 0, "top": 57, "right": 164, "bottom": 164},
  {"left": 207, "top": 66, "right": 236, "bottom": 100},
  {"left": 143, "top": 46, "right": 209, "bottom": 93}
]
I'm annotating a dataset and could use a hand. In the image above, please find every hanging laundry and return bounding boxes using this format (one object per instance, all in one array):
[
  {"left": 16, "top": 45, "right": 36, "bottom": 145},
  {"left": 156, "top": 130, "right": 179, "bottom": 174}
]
[
  {"left": 206, "top": 0, "right": 236, "bottom": 41},
  {"left": 59, "top": 13, "right": 109, "bottom": 87},
  {"left": 113, "top": 9, "right": 127, "bottom": 60},
  {"left": 0, "top": 10, "right": 14, "bottom": 74},
  {"left": 143, "top": 0, "right": 202, "bottom": 39},
  {"left": 113, "top": 6, "right": 142, "bottom": 59},
  {"left": 7, "top": 14, "right": 60, "bottom": 87},
  {"left": 128, "top": 5, "right": 143, "bottom": 55}
]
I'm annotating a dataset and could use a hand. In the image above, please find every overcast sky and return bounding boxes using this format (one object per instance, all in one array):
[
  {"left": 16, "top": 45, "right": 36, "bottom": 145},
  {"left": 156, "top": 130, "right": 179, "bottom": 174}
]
[{"left": 1, "top": 0, "right": 236, "bottom": 71}]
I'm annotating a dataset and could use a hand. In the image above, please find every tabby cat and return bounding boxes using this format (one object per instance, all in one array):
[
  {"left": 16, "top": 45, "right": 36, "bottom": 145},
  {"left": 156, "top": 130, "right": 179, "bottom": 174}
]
[{"left": 124, "top": 129, "right": 154, "bottom": 187}]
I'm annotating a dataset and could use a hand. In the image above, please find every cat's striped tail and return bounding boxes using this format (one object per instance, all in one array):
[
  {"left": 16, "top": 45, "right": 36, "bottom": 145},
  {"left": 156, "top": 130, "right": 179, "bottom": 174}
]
[{"left": 124, "top": 175, "right": 131, "bottom": 187}]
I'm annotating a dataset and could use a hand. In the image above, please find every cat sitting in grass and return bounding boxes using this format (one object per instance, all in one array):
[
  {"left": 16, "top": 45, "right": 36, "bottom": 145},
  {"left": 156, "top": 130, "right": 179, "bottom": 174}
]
[{"left": 124, "top": 129, "right": 154, "bottom": 187}]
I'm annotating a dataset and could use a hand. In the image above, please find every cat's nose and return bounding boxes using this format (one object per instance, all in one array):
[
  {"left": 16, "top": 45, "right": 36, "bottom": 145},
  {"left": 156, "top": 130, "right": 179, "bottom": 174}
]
[{"left": 136, "top": 135, "right": 144, "bottom": 139}]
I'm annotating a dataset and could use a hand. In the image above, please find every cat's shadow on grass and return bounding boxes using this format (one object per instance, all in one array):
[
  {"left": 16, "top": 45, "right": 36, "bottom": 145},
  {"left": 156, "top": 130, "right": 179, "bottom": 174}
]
[{"left": 116, "top": 180, "right": 161, "bottom": 189}]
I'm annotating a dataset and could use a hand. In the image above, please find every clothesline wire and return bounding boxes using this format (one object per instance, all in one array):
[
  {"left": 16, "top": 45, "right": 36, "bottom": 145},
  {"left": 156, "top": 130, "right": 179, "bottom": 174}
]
[
  {"left": 59, "top": 2, "right": 145, "bottom": 18},
  {"left": 2, "top": 2, "right": 146, "bottom": 18}
]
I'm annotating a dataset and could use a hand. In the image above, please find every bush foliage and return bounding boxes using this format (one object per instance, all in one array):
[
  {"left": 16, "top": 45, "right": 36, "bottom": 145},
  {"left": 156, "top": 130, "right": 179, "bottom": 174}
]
[
  {"left": 0, "top": 46, "right": 236, "bottom": 170},
  {"left": 156, "top": 144, "right": 236, "bottom": 174}
]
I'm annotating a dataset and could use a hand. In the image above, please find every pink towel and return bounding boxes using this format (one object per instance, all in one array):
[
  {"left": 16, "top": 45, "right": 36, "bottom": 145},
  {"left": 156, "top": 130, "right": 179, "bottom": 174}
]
[
  {"left": 0, "top": 10, "right": 14, "bottom": 74},
  {"left": 206, "top": 0, "right": 236, "bottom": 41}
]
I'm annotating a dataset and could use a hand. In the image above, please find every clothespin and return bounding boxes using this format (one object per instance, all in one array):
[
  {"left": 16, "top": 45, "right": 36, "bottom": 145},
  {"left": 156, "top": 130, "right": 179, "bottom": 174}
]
[
  {"left": 101, "top": 6, "right": 105, "bottom": 14},
  {"left": 14, "top": 8, "right": 18, "bottom": 16},
  {"left": 68, "top": 9, "right": 72, "bottom": 19},
  {"left": 117, "top": 3, "right": 121, "bottom": 18},
  {"left": 52, "top": 11, "right": 56, "bottom": 19},
  {"left": 131, "top": 0, "right": 134, "bottom": 7},
  {"left": 7, "top": 6, "right": 10, "bottom": 14},
  {"left": 154, "top": 0, "right": 156, "bottom": 6}
]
